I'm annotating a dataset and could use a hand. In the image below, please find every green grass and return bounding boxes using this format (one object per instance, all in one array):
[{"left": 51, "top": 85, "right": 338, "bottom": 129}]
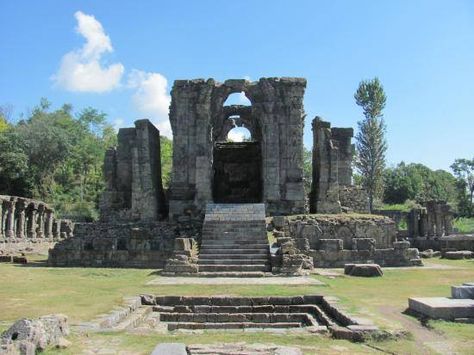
[
  {"left": 2, "top": 256, "right": 474, "bottom": 354},
  {"left": 453, "top": 217, "right": 474, "bottom": 233},
  {"left": 379, "top": 201, "right": 421, "bottom": 213}
]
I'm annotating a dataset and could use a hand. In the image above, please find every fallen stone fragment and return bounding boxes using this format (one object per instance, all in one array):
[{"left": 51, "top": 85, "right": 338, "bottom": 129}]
[
  {"left": 344, "top": 264, "right": 383, "bottom": 277},
  {"left": 0, "top": 314, "right": 69, "bottom": 354}
]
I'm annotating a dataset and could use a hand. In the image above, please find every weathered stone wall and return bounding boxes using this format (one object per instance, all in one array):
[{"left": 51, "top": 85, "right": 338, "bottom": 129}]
[
  {"left": 48, "top": 221, "right": 201, "bottom": 268},
  {"left": 309, "top": 118, "right": 368, "bottom": 214},
  {"left": 286, "top": 214, "right": 396, "bottom": 250},
  {"left": 339, "top": 186, "right": 369, "bottom": 213},
  {"left": 309, "top": 240, "right": 419, "bottom": 267},
  {"left": 0, "top": 195, "right": 73, "bottom": 254},
  {"left": 270, "top": 214, "right": 420, "bottom": 267},
  {"left": 168, "top": 77, "right": 307, "bottom": 218},
  {"left": 100, "top": 119, "right": 167, "bottom": 222}
]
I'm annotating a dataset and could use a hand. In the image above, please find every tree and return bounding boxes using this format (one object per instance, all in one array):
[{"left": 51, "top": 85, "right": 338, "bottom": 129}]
[
  {"left": 354, "top": 77, "right": 387, "bottom": 212},
  {"left": 383, "top": 162, "right": 457, "bottom": 205},
  {"left": 160, "top": 136, "right": 173, "bottom": 189},
  {"left": 0, "top": 104, "right": 13, "bottom": 132},
  {"left": 451, "top": 158, "right": 474, "bottom": 216},
  {"left": 0, "top": 99, "right": 116, "bottom": 221}
]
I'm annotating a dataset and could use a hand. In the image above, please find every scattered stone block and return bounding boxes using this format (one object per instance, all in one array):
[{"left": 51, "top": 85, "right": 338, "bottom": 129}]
[
  {"left": 0, "top": 255, "right": 12, "bottom": 263},
  {"left": 151, "top": 343, "right": 187, "bottom": 355},
  {"left": 344, "top": 264, "right": 383, "bottom": 277},
  {"left": 12, "top": 256, "right": 28, "bottom": 264},
  {"left": 451, "top": 285, "right": 474, "bottom": 299},
  {"left": 444, "top": 251, "right": 473, "bottom": 260},
  {"left": 420, "top": 249, "right": 441, "bottom": 258},
  {"left": 408, "top": 297, "right": 474, "bottom": 320},
  {"left": 1, "top": 314, "right": 69, "bottom": 354}
]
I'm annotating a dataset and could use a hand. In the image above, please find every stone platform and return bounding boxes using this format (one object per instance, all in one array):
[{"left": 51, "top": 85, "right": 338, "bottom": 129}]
[{"left": 408, "top": 297, "right": 474, "bottom": 320}]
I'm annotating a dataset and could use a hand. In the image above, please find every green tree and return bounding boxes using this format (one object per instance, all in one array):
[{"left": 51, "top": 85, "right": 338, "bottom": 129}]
[
  {"left": 0, "top": 99, "right": 116, "bottom": 221},
  {"left": 383, "top": 162, "right": 457, "bottom": 205},
  {"left": 451, "top": 158, "right": 474, "bottom": 216},
  {"left": 0, "top": 105, "right": 13, "bottom": 132},
  {"left": 354, "top": 77, "right": 387, "bottom": 212},
  {"left": 160, "top": 136, "right": 173, "bottom": 189}
]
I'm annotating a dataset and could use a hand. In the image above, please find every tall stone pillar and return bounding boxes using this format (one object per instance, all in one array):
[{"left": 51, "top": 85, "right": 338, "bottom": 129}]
[
  {"left": 331, "top": 128, "right": 354, "bottom": 186},
  {"left": 16, "top": 199, "right": 26, "bottom": 239},
  {"left": 36, "top": 204, "right": 45, "bottom": 238},
  {"left": 5, "top": 199, "right": 16, "bottom": 238},
  {"left": 0, "top": 198, "right": 4, "bottom": 239},
  {"left": 44, "top": 209, "right": 54, "bottom": 239},
  {"left": 52, "top": 219, "right": 61, "bottom": 239},
  {"left": 309, "top": 118, "right": 341, "bottom": 213},
  {"left": 27, "top": 204, "right": 38, "bottom": 239},
  {"left": 408, "top": 209, "right": 420, "bottom": 237},
  {"left": 419, "top": 208, "right": 428, "bottom": 237}
]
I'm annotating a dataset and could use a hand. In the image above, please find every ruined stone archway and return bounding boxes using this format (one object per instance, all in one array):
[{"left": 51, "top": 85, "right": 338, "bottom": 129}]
[{"left": 212, "top": 92, "right": 263, "bottom": 203}]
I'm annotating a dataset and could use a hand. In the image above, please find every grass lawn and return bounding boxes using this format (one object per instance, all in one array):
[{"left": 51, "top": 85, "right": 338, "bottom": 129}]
[{"left": 1, "top": 255, "right": 474, "bottom": 354}]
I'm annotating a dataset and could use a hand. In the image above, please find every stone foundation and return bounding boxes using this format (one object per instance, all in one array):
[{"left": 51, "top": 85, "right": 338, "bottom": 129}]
[
  {"left": 48, "top": 221, "right": 201, "bottom": 268},
  {"left": 285, "top": 214, "right": 397, "bottom": 250},
  {"left": 270, "top": 214, "right": 421, "bottom": 268}
]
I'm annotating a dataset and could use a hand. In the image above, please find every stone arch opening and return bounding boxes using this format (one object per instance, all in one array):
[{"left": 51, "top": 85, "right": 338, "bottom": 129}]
[
  {"left": 227, "top": 126, "right": 252, "bottom": 142},
  {"left": 212, "top": 90, "right": 262, "bottom": 203},
  {"left": 223, "top": 91, "right": 251, "bottom": 106}
]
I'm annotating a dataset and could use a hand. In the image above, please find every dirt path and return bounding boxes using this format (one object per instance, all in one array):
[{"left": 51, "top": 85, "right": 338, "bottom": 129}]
[{"left": 377, "top": 306, "right": 455, "bottom": 355}]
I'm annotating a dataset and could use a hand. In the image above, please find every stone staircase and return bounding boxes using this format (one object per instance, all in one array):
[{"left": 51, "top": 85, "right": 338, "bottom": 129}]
[{"left": 198, "top": 204, "right": 271, "bottom": 276}]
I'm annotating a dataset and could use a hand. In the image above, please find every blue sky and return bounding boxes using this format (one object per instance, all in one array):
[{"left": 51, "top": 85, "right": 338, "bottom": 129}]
[{"left": 1, "top": 0, "right": 473, "bottom": 171}]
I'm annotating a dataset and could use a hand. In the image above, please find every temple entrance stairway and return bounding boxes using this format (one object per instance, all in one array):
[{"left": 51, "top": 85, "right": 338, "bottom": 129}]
[{"left": 197, "top": 204, "right": 271, "bottom": 276}]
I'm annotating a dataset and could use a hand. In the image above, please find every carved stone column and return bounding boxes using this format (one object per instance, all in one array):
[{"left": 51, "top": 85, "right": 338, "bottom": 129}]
[
  {"left": 5, "top": 199, "right": 16, "bottom": 238},
  {"left": 27, "top": 203, "right": 38, "bottom": 239},
  {"left": 16, "top": 199, "right": 26, "bottom": 239},
  {"left": 36, "top": 204, "right": 45, "bottom": 238},
  {"left": 44, "top": 208, "right": 54, "bottom": 239},
  {"left": 0, "top": 198, "right": 4, "bottom": 239},
  {"left": 52, "top": 219, "right": 61, "bottom": 239}
]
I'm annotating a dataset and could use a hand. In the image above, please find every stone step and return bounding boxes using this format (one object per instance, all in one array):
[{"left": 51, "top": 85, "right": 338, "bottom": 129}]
[
  {"left": 160, "top": 312, "right": 314, "bottom": 325},
  {"left": 194, "top": 271, "right": 268, "bottom": 277},
  {"left": 155, "top": 304, "right": 324, "bottom": 316},
  {"left": 198, "top": 258, "right": 270, "bottom": 265},
  {"left": 199, "top": 248, "right": 269, "bottom": 255},
  {"left": 201, "top": 242, "right": 269, "bottom": 248},
  {"left": 201, "top": 235, "right": 268, "bottom": 241},
  {"left": 167, "top": 321, "right": 302, "bottom": 330},
  {"left": 199, "top": 264, "right": 271, "bottom": 272},
  {"left": 198, "top": 254, "right": 269, "bottom": 260}
]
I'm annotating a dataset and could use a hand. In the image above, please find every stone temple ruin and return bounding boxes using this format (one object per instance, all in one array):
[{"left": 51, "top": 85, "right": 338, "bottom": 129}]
[
  {"left": 0, "top": 195, "right": 73, "bottom": 256},
  {"left": 47, "top": 77, "right": 422, "bottom": 273}
]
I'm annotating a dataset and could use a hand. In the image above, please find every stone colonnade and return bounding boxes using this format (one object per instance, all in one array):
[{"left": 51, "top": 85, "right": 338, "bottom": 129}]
[
  {"left": 0, "top": 195, "right": 73, "bottom": 240},
  {"left": 408, "top": 201, "right": 453, "bottom": 237}
]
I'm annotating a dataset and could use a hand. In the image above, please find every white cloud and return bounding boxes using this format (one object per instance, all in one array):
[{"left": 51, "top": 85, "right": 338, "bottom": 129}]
[
  {"left": 52, "top": 11, "right": 124, "bottom": 93},
  {"left": 128, "top": 69, "right": 172, "bottom": 137},
  {"left": 112, "top": 117, "right": 124, "bottom": 131}
]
